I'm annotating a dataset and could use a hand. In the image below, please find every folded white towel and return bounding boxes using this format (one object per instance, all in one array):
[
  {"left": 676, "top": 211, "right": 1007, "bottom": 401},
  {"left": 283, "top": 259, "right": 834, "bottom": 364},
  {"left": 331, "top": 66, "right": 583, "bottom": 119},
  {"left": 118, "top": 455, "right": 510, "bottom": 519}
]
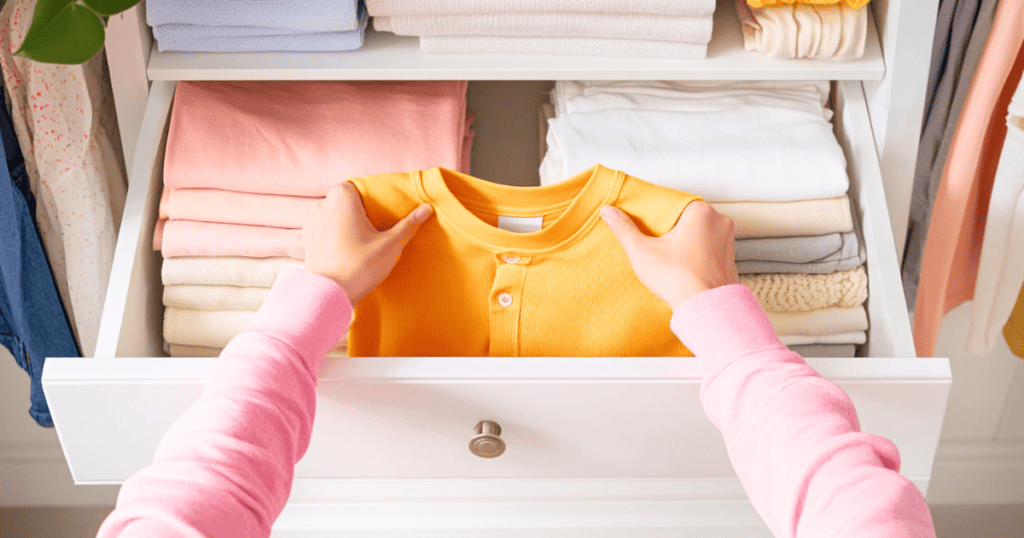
[
  {"left": 366, "top": 0, "right": 716, "bottom": 17},
  {"left": 146, "top": 0, "right": 360, "bottom": 32},
  {"left": 553, "top": 80, "right": 833, "bottom": 119},
  {"left": 374, "top": 12, "right": 714, "bottom": 43},
  {"left": 420, "top": 35, "right": 708, "bottom": 58},
  {"left": 540, "top": 106, "right": 848, "bottom": 201}
]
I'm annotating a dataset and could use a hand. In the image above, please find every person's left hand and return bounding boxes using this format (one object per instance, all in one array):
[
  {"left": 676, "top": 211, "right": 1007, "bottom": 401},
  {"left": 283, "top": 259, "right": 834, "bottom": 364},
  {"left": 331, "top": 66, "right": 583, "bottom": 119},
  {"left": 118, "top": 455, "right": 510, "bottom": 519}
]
[{"left": 302, "top": 181, "right": 433, "bottom": 307}]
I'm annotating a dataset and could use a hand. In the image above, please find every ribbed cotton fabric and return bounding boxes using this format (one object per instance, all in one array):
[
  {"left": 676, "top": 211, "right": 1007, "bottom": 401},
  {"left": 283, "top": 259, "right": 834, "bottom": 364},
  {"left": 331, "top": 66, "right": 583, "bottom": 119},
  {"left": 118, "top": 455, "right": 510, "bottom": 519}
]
[{"left": 346, "top": 164, "right": 701, "bottom": 357}]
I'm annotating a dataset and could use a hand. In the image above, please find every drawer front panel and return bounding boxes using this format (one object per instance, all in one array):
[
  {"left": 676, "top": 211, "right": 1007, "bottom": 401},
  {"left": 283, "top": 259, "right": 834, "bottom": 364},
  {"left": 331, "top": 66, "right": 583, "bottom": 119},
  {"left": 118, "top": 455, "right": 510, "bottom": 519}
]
[{"left": 43, "top": 80, "right": 951, "bottom": 501}]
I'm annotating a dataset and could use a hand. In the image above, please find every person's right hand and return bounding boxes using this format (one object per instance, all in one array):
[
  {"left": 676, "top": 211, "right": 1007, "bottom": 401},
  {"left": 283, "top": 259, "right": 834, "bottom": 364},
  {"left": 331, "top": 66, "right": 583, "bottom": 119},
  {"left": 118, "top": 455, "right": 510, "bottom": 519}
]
[{"left": 600, "top": 201, "right": 739, "bottom": 309}]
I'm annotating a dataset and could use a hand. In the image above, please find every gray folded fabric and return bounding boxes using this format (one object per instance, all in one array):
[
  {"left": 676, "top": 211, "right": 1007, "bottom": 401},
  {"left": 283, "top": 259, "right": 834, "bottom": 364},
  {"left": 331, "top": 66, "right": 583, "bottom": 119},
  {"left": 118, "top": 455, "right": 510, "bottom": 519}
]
[
  {"left": 788, "top": 344, "right": 858, "bottom": 358},
  {"left": 735, "top": 210, "right": 866, "bottom": 274}
]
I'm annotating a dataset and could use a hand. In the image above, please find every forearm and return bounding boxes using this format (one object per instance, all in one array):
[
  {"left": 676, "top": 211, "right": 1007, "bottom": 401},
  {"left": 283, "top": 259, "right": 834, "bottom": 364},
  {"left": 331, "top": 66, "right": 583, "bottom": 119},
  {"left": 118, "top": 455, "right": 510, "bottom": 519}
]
[
  {"left": 98, "top": 267, "right": 351, "bottom": 538},
  {"left": 670, "top": 285, "right": 935, "bottom": 538}
]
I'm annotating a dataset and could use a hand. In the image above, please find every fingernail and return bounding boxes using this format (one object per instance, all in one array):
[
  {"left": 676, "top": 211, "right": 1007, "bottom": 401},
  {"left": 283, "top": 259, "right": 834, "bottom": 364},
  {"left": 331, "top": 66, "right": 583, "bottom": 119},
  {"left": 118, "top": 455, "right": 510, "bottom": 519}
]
[
  {"left": 414, "top": 204, "right": 433, "bottom": 220},
  {"left": 600, "top": 206, "right": 619, "bottom": 223}
]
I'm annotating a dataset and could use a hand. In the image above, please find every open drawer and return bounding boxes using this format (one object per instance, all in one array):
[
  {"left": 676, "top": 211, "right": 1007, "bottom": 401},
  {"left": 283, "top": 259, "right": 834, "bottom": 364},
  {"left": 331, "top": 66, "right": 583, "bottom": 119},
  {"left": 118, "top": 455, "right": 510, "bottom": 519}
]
[{"left": 43, "top": 80, "right": 950, "bottom": 535}]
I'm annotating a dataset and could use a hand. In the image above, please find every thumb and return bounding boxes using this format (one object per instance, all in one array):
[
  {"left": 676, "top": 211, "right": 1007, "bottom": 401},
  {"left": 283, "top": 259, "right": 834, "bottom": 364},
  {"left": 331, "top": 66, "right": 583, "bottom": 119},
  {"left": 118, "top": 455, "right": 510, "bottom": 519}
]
[
  {"left": 600, "top": 206, "right": 645, "bottom": 251},
  {"left": 383, "top": 203, "right": 433, "bottom": 249}
]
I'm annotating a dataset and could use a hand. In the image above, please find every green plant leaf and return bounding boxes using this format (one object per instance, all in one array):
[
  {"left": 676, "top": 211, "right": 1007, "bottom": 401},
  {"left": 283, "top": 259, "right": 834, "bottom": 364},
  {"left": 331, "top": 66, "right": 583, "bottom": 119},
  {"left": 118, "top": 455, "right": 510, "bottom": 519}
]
[
  {"left": 14, "top": 0, "right": 105, "bottom": 64},
  {"left": 82, "top": 0, "right": 143, "bottom": 17}
]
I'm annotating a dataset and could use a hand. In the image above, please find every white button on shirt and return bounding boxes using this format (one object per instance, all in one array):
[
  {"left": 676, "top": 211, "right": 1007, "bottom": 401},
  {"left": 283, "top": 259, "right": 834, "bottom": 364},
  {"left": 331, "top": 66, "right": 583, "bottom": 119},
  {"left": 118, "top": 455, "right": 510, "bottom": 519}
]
[
  {"left": 501, "top": 254, "right": 520, "bottom": 264},
  {"left": 498, "top": 293, "right": 513, "bottom": 307}
]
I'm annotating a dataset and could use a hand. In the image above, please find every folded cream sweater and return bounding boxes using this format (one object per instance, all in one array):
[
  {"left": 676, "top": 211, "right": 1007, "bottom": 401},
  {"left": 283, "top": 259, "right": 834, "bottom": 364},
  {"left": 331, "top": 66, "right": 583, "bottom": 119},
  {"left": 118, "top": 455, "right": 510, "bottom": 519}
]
[{"left": 742, "top": 266, "right": 867, "bottom": 312}]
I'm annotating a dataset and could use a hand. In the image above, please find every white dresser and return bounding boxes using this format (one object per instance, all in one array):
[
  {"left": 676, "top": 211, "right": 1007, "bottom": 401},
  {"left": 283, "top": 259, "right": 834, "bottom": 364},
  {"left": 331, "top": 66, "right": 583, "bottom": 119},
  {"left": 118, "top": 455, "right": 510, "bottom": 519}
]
[{"left": 42, "top": 0, "right": 952, "bottom": 535}]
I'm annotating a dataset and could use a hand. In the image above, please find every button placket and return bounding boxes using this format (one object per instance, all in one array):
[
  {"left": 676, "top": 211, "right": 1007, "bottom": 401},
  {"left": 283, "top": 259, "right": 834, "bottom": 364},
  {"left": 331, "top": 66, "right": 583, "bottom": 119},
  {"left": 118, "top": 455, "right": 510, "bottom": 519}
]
[{"left": 488, "top": 254, "right": 530, "bottom": 356}]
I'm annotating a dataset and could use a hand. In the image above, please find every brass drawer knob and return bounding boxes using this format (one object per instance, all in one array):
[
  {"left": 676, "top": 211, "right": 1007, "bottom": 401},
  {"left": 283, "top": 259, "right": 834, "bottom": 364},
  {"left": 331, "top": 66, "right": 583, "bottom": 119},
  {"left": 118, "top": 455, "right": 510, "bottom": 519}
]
[{"left": 469, "top": 420, "right": 505, "bottom": 458}]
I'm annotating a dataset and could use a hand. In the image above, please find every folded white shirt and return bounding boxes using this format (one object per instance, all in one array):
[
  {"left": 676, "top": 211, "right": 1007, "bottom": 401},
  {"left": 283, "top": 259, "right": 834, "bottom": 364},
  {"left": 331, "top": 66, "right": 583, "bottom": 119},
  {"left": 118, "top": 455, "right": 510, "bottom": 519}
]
[{"left": 540, "top": 105, "right": 848, "bottom": 202}]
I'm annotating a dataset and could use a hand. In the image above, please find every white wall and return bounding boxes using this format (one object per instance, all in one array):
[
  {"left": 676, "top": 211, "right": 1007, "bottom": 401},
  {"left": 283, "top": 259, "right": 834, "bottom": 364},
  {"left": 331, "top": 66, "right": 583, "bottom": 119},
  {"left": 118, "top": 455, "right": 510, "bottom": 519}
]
[{"left": 0, "top": 347, "right": 118, "bottom": 506}]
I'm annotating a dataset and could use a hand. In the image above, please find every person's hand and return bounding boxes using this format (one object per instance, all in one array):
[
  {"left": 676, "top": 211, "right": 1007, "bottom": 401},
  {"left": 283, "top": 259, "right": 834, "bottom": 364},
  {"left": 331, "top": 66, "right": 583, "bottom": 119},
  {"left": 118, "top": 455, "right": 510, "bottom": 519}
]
[
  {"left": 600, "top": 201, "right": 739, "bottom": 309},
  {"left": 302, "top": 182, "right": 433, "bottom": 307}
]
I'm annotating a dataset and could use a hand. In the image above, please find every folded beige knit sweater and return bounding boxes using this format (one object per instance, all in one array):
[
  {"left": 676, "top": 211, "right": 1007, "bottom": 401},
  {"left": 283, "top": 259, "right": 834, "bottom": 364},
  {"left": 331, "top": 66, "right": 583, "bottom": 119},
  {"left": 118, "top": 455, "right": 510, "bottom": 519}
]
[{"left": 742, "top": 266, "right": 867, "bottom": 312}]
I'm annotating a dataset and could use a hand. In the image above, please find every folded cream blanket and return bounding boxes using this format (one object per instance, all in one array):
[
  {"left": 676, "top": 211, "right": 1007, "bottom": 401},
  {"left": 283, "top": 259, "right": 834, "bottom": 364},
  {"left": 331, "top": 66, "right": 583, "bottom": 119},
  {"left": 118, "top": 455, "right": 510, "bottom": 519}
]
[
  {"left": 365, "top": 0, "right": 717, "bottom": 17},
  {"left": 737, "top": 0, "right": 868, "bottom": 61},
  {"left": 742, "top": 266, "right": 867, "bottom": 312},
  {"left": 779, "top": 331, "right": 866, "bottom": 345},
  {"left": 375, "top": 12, "right": 714, "bottom": 43},
  {"left": 421, "top": 35, "right": 708, "bottom": 58},
  {"left": 746, "top": 0, "right": 870, "bottom": 8},
  {"left": 713, "top": 197, "right": 853, "bottom": 239},
  {"left": 169, "top": 344, "right": 348, "bottom": 358},
  {"left": 164, "top": 308, "right": 348, "bottom": 348},
  {"left": 161, "top": 257, "right": 301, "bottom": 287},
  {"left": 768, "top": 306, "right": 868, "bottom": 336},
  {"left": 163, "top": 285, "right": 270, "bottom": 312}
]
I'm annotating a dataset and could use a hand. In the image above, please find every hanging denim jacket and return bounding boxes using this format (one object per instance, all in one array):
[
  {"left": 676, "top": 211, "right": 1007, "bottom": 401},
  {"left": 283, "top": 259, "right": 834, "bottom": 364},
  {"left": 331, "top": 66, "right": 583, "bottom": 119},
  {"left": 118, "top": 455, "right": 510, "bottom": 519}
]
[{"left": 0, "top": 86, "right": 80, "bottom": 427}]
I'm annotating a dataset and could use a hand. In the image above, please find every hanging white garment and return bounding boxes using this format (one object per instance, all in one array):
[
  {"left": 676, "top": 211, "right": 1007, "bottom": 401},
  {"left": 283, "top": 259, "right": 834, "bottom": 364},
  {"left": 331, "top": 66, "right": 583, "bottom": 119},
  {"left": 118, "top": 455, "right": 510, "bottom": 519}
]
[
  {"left": 967, "top": 76, "right": 1024, "bottom": 355},
  {"left": 0, "top": 0, "right": 128, "bottom": 356}
]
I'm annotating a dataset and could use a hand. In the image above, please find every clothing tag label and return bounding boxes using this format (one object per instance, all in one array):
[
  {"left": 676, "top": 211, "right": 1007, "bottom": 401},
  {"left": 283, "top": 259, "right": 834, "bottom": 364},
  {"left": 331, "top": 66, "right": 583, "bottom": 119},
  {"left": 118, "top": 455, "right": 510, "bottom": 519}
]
[{"left": 497, "top": 215, "right": 544, "bottom": 233}]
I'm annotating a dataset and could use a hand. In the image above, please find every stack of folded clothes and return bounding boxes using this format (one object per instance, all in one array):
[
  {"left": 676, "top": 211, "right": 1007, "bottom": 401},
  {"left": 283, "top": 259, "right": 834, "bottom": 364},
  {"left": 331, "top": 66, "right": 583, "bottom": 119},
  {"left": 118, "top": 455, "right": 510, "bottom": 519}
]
[
  {"left": 540, "top": 80, "right": 868, "bottom": 357},
  {"left": 146, "top": 0, "right": 369, "bottom": 52},
  {"left": 155, "top": 80, "right": 473, "bottom": 357},
  {"left": 736, "top": 0, "right": 872, "bottom": 61},
  {"left": 367, "top": 0, "right": 717, "bottom": 58}
]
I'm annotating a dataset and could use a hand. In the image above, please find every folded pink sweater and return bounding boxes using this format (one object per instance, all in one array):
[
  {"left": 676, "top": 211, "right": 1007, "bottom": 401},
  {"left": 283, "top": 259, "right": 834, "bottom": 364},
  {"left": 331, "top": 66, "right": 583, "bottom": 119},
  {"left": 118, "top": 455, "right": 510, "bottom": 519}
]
[
  {"left": 164, "top": 81, "right": 471, "bottom": 197},
  {"left": 96, "top": 269, "right": 934, "bottom": 537}
]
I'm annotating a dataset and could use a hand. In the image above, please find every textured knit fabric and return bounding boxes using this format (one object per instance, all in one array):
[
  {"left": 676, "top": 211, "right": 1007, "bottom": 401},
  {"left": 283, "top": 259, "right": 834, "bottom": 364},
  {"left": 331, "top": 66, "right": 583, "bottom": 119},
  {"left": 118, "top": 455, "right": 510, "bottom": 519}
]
[
  {"left": 737, "top": 0, "right": 868, "bottom": 61},
  {"left": 151, "top": 9, "right": 368, "bottom": 52},
  {"left": 671, "top": 285, "right": 933, "bottom": 538},
  {"left": 904, "top": 0, "right": 998, "bottom": 307},
  {"left": 162, "top": 257, "right": 301, "bottom": 288},
  {"left": 168, "top": 344, "right": 348, "bottom": 359},
  {"left": 712, "top": 196, "right": 854, "bottom": 239},
  {"left": 98, "top": 271, "right": 933, "bottom": 537},
  {"left": 146, "top": 0, "right": 361, "bottom": 32},
  {"left": 768, "top": 306, "right": 868, "bottom": 336},
  {"left": 157, "top": 220, "right": 305, "bottom": 260},
  {"left": 164, "top": 308, "right": 348, "bottom": 349},
  {"left": 967, "top": 77, "right": 1024, "bottom": 354},
  {"left": 742, "top": 266, "right": 867, "bottom": 312},
  {"left": 788, "top": 344, "right": 858, "bottom": 357},
  {"left": 1, "top": 120, "right": 80, "bottom": 427},
  {"left": 374, "top": 12, "right": 714, "bottom": 42},
  {"left": 747, "top": 0, "right": 869, "bottom": 8},
  {"left": 348, "top": 165, "right": 700, "bottom": 357},
  {"left": 540, "top": 104, "right": 848, "bottom": 202},
  {"left": 0, "top": 0, "right": 128, "bottom": 357},
  {"left": 163, "top": 285, "right": 270, "bottom": 312},
  {"left": 97, "top": 267, "right": 354, "bottom": 538},
  {"left": 420, "top": 35, "right": 708, "bottom": 58},
  {"left": 913, "top": 4, "right": 1024, "bottom": 358},
  {"left": 164, "top": 81, "right": 470, "bottom": 197},
  {"left": 366, "top": 0, "right": 716, "bottom": 17}
]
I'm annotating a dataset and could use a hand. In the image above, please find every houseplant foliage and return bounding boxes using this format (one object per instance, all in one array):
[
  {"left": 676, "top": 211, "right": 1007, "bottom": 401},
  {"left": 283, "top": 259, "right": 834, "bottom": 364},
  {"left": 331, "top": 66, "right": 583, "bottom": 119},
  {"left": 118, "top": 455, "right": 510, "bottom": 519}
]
[{"left": 14, "top": 0, "right": 143, "bottom": 64}]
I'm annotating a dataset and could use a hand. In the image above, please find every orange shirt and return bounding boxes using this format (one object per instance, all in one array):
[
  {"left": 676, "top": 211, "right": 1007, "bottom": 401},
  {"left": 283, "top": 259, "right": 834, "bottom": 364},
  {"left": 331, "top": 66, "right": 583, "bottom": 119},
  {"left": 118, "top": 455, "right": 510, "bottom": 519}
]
[{"left": 346, "top": 164, "right": 700, "bottom": 357}]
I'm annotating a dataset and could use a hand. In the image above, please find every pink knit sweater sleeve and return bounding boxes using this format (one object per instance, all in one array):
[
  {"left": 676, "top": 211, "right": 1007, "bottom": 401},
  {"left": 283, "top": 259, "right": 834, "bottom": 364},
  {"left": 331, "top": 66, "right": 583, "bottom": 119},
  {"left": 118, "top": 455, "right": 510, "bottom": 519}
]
[
  {"left": 96, "top": 266, "right": 352, "bottom": 538},
  {"left": 670, "top": 284, "right": 936, "bottom": 538}
]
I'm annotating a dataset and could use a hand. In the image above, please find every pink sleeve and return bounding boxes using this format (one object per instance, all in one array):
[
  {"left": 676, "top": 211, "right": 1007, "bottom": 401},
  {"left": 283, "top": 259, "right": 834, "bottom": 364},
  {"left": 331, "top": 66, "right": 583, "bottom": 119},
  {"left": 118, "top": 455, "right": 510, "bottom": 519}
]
[
  {"left": 670, "top": 285, "right": 936, "bottom": 538},
  {"left": 97, "top": 266, "right": 352, "bottom": 538}
]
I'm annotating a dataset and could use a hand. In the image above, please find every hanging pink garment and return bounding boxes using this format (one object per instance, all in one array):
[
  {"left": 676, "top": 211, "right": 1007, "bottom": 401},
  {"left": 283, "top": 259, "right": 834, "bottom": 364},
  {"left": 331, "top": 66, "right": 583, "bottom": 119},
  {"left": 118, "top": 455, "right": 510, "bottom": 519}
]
[
  {"left": 163, "top": 80, "right": 470, "bottom": 196},
  {"left": 913, "top": 2, "right": 1024, "bottom": 357}
]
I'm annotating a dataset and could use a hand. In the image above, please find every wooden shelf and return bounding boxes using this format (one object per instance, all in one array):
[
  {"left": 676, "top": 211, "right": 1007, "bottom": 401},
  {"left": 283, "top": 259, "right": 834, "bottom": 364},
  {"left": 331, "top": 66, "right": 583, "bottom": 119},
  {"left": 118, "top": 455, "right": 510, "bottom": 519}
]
[{"left": 147, "top": 2, "right": 884, "bottom": 81}]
